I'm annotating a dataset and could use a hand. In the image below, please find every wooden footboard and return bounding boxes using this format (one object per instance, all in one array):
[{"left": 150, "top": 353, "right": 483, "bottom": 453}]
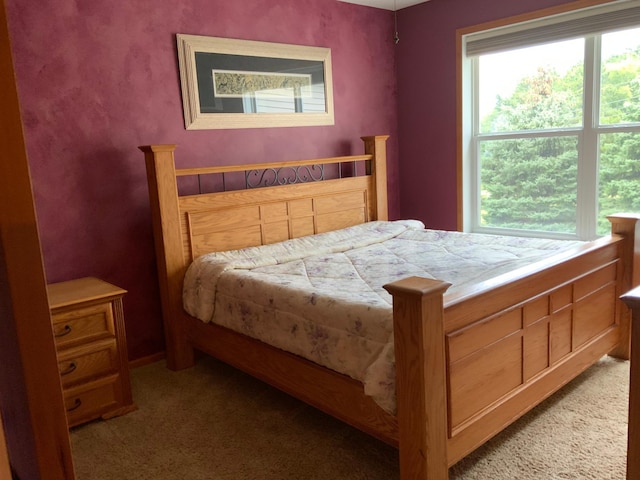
[
  {"left": 141, "top": 139, "right": 639, "bottom": 480},
  {"left": 386, "top": 214, "right": 639, "bottom": 479}
]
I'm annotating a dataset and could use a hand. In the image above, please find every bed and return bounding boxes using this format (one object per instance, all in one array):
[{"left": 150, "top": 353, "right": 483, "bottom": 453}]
[{"left": 140, "top": 136, "right": 639, "bottom": 479}]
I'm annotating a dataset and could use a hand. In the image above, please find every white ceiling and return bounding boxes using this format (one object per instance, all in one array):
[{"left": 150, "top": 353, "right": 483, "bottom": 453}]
[{"left": 338, "top": 0, "right": 429, "bottom": 11}]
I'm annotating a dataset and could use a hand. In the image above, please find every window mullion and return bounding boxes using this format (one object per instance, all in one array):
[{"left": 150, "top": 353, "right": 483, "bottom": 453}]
[
  {"left": 470, "top": 56, "right": 481, "bottom": 232},
  {"left": 577, "top": 35, "right": 599, "bottom": 239}
]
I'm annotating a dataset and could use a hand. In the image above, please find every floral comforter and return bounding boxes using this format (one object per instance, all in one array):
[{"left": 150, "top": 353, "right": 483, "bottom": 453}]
[{"left": 183, "top": 220, "right": 583, "bottom": 413}]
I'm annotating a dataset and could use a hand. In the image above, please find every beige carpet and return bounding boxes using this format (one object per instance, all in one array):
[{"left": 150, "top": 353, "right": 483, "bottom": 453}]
[{"left": 70, "top": 355, "right": 629, "bottom": 479}]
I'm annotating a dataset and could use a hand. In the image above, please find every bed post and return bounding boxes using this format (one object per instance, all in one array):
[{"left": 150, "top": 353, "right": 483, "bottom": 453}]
[
  {"left": 140, "top": 144, "right": 195, "bottom": 370},
  {"left": 384, "top": 276, "right": 451, "bottom": 480},
  {"left": 607, "top": 213, "right": 640, "bottom": 360},
  {"left": 362, "top": 135, "right": 389, "bottom": 221}
]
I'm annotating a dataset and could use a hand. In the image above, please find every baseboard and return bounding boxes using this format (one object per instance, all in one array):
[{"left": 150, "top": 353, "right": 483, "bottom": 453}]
[{"left": 129, "top": 351, "right": 166, "bottom": 369}]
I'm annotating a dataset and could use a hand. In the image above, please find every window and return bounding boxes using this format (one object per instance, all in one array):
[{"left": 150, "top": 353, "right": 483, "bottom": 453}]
[{"left": 461, "top": 2, "right": 640, "bottom": 240}]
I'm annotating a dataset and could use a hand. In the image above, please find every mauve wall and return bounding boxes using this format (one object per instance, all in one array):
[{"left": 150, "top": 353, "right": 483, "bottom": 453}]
[
  {"left": 395, "top": 0, "right": 578, "bottom": 230},
  {"left": 5, "top": 0, "right": 398, "bottom": 361}
]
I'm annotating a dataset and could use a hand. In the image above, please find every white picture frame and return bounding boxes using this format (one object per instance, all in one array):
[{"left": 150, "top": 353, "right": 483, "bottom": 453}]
[{"left": 176, "top": 34, "right": 335, "bottom": 130}]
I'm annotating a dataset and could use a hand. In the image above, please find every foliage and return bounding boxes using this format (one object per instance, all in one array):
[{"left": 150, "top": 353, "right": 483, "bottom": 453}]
[
  {"left": 480, "top": 137, "right": 578, "bottom": 233},
  {"left": 479, "top": 44, "right": 640, "bottom": 236}
]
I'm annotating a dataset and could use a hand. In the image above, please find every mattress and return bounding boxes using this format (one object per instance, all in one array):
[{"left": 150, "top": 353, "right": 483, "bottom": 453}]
[{"left": 183, "top": 220, "right": 584, "bottom": 413}]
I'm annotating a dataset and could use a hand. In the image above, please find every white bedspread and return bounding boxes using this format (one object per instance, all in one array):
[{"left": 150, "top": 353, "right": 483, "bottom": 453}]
[{"left": 183, "top": 220, "right": 583, "bottom": 413}]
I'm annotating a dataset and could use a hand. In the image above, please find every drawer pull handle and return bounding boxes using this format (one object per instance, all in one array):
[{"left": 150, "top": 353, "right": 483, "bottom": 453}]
[
  {"left": 55, "top": 325, "right": 72, "bottom": 337},
  {"left": 60, "top": 362, "right": 77, "bottom": 376},
  {"left": 67, "top": 398, "right": 82, "bottom": 412}
]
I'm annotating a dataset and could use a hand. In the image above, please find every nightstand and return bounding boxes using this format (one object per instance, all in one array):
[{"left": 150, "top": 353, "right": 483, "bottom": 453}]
[{"left": 47, "top": 277, "right": 136, "bottom": 427}]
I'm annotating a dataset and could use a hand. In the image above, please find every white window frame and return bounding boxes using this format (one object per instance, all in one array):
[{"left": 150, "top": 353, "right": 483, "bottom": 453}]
[{"left": 459, "top": 0, "right": 640, "bottom": 240}]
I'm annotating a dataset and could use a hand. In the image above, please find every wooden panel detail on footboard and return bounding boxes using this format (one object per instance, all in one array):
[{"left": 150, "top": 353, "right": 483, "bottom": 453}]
[
  {"left": 442, "top": 238, "right": 627, "bottom": 464},
  {"left": 446, "top": 259, "right": 618, "bottom": 435}
]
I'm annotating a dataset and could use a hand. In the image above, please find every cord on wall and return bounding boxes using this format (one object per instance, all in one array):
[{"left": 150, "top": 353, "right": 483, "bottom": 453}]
[{"left": 394, "top": 0, "right": 399, "bottom": 44}]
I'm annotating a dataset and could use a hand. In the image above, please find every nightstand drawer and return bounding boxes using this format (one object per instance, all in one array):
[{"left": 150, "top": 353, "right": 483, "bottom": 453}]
[
  {"left": 52, "top": 302, "right": 115, "bottom": 349},
  {"left": 64, "top": 376, "right": 120, "bottom": 427},
  {"left": 57, "top": 339, "right": 118, "bottom": 388}
]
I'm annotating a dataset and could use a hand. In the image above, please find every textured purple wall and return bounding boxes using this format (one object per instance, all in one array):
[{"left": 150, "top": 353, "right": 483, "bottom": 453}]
[
  {"left": 395, "top": 0, "right": 580, "bottom": 230},
  {"left": 6, "top": 0, "right": 398, "bottom": 360}
]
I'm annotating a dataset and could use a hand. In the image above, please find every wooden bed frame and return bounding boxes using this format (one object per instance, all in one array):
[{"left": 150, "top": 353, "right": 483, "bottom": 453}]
[{"left": 141, "top": 136, "right": 639, "bottom": 479}]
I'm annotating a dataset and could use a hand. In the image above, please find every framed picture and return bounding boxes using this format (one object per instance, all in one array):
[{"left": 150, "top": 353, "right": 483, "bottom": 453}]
[{"left": 176, "top": 34, "right": 335, "bottom": 130}]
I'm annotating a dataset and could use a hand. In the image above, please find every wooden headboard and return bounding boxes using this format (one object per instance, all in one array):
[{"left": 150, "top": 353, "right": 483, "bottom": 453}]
[
  {"left": 141, "top": 135, "right": 389, "bottom": 266},
  {"left": 140, "top": 135, "right": 390, "bottom": 367}
]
